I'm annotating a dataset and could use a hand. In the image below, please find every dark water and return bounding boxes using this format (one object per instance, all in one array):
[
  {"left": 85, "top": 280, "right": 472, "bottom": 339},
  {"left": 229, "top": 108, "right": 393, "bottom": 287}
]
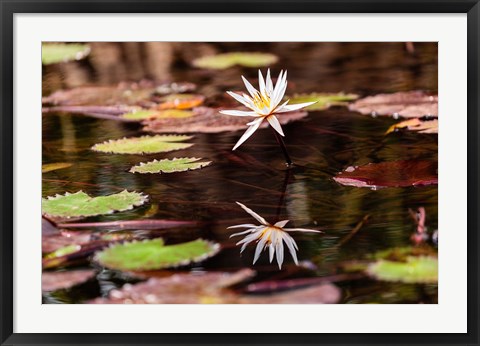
[{"left": 42, "top": 42, "right": 438, "bottom": 304}]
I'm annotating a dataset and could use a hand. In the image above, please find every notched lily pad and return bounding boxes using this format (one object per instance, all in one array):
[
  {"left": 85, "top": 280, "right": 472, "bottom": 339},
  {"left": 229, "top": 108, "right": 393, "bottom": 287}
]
[
  {"left": 333, "top": 160, "right": 438, "bottom": 188},
  {"left": 287, "top": 93, "right": 359, "bottom": 111},
  {"left": 94, "top": 238, "right": 220, "bottom": 271},
  {"left": 42, "top": 190, "right": 148, "bottom": 218},
  {"left": 42, "top": 162, "right": 73, "bottom": 173},
  {"left": 192, "top": 52, "right": 278, "bottom": 70},
  {"left": 42, "top": 43, "right": 90, "bottom": 65},
  {"left": 91, "top": 135, "right": 194, "bottom": 154},
  {"left": 367, "top": 256, "right": 438, "bottom": 284},
  {"left": 121, "top": 109, "right": 194, "bottom": 120},
  {"left": 130, "top": 157, "right": 212, "bottom": 174},
  {"left": 386, "top": 118, "right": 438, "bottom": 134},
  {"left": 42, "top": 269, "right": 96, "bottom": 292},
  {"left": 349, "top": 91, "right": 438, "bottom": 118}
]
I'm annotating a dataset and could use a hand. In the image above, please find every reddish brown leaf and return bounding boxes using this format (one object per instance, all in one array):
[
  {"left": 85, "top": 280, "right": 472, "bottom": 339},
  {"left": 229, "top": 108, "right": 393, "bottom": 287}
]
[{"left": 42, "top": 269, "right": 96, "bottom": 292}]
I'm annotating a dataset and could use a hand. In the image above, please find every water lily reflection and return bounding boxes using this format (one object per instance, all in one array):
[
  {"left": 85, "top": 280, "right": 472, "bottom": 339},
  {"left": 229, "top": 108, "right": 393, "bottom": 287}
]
[{"left": 229, "top": 202, "right": 321, "bottom": 269}]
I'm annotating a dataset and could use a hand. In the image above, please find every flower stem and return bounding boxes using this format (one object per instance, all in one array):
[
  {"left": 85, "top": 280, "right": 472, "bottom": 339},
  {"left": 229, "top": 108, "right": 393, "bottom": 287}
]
[{"left": 271, "top": 128, "right": 293, "bottom": 166}]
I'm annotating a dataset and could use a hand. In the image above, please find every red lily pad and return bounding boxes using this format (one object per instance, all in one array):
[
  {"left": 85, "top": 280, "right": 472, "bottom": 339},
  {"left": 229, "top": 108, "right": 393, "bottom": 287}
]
[
  {"left": 349, "top": 91, "right": 438, "bottom": 118},
  {"left": 333, "top": 160, "right": 438, "bottom": 188},
  {"left": 42, "top": 269, "right": 96, "bottom": 292}
]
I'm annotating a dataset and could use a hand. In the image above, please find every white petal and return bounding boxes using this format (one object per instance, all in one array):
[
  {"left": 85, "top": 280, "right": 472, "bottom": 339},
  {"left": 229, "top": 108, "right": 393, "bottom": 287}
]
[
  {"left": 258, "top": 70, "right": 266, "bottom": 95},
  {"left": 241, "top": 76, "right": 259, "bottom": 98},
  {"left": 226, "top": 91, "right": 254, "bottom": 109},
  {"left": 235, "top": 202, "right": 268, "bottom": 225},
  {"left": 275, "top": 101, "right": 316, "bottom": 113},
  {"left": 274, "top": 220, "right": 290, "bottom": 228},
  {"left": 232, "top": 119, "right": 263, "bottom": 150},
  {"left": 269, "top": 243, "right": 275, "bottom": 263},
  {"left": 246, "top": 117, "right": 264, "bottom": 126},
  {"left": 265, "top": 69, "right": 273, "bottom": 95},
  {"left": 219, "top": 109, "right": 258, "bottom": 117},
  {"left": 275, "top": 236, "right": 285, "bottom": 269},
  {"left": 283, "top": 233, "right": 299, "bottom": 265},
  {"left": 227, "top": 223, "right": 258, "bottom": 229},
  {"left": 273, "top": 100, "right": 290, "bottom": 113},
  {"left": 229, "top": 228, "right": 257, "bottom": 238},
  {"left": 253, "top": 231, "right": 269, "bottom": 264},
  {"left": 266, "top": 115, "right": 285, "bottom": 137},
  {"left": 284, "top": 227, "right": 322, "bottom": 233}
]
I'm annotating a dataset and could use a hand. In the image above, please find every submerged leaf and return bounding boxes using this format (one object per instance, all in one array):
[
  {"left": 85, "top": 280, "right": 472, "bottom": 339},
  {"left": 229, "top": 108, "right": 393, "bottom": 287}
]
[
  {"left": 193, "top": 52, "right": 278, "bottom": 69},
  {"left": 42, "top": 190, "right": 148, "bottom": 218},
  {"left": 42, "top": 43, "right": 90, "bottom": 65},
  {"left": 386, "top": 118, "right": 438, "bottom": 134},
  {"left": 367, "top": 256, "right": 438, "bottom": 283},
  {"left": 95, "top": 238, "right": 220, "bottom": 271},
  {"left": 287, "top": 93, "right": 358, "bottom": 111},
  {"left": 42, "top": 162, "right": 73, "bottom": 173},
  {"left": 333, "top": 160, "right": 437, "bottom": 188},
  {"left": 121, "top": 109, "right": 194, "bottom": 120},
  {"left": 157, "top": 94, "right": 205, "bottom": 110},
  {"left": 42, "top": 270, "right": 96, "bottom": 292},
  {"left": 349, "top": 91, "right": 438, "bottom": 118},
  {"left": 91, "top": 135, "right": 193, "bottom": 154},
  {"left": 130, "top": 157, "right": 212, "bottom": 174}
]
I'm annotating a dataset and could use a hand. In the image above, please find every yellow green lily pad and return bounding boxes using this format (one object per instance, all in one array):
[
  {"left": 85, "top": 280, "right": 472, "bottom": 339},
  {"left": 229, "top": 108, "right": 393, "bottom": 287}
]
[
  {"left": 130, "top": 157, "right": 212, "bottom": 174},
  {"left": 42, "top": 43, "right": 90, "bottom": 65},
  {"left": 192, "top": 52, "right": 278, "bottom": 70},
  {"left": 42, "top": 162, "right": 73, "bottom": 173},
  {"left": 91, "top": 135, "right": 194, "bottom": 154},
  {"left": 367, "top": 256, "right": 438, "bottom": 284},
  {"left": 121, "top": 109, "right": 194, "bottom": 120},
  {"left": 94, "top": 238, "right": 220, "bottom": 271},
  {"left": 287, "top": 93, "right": 359, "bottom": 111},
  {"left": 42, "top": 190, "right": 148, "bottom": 218}
]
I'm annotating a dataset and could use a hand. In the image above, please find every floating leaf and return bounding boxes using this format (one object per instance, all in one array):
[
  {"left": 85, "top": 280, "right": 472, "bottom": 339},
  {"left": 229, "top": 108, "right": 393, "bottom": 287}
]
[
  {"left": 143, "top": 106, "right": 308, "bottom": 133},
  {"left": 157, "top": 94, "right": 205, "bottom": 110},
  {"left": 42, "top": 43, "right": 90, "bottom": 65},
  {"left": 121, "top": 109, "right": 194, "bottom": 120},
  {"left": 333, "top": 160, "right": 437, "bottom": 188},
  {"left": 42, "top": 270, "right": 96, "bottom": 292},
  {"left": 95, "top": 238, "right": 220, "bottom": 271},
  {"left": 44, "top": 245, "right": 81, "bottom": 259},
  {"left": 367, "top": 256, "right": 438, "bottom": 283},
  {"left": 42, "top": 162, "right": 73, "bottom": 173},
  {"left": 386, "top": 118, "right": 438, "bottom": 134},
  {"left": 91, "top": 135, "right": 193, "bottom": 154},
  {"left": 42, "top": 190, "right": 148, "bottom": 218},
  {"left": 192, "top": 52, "right": 278, "bottom": 70},
  {"left": 130, "top": 157, "right": 212, "bottom": 174},
  {"left": 349, "top": 91, "right": 438, "bottom": 118},
  {"left": 287, "top": 93, "right": 358, "bottom": 111}
]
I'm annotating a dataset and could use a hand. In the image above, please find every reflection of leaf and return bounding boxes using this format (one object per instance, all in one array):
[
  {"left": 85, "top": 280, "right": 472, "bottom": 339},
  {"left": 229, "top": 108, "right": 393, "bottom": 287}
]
[
  {"left": 349, "top": 91, "right": 438, "bottom": 118},
  {"left": 367, "top": 256, "right": 438, "bottom": 283},
  {"left": 287, "top": 93, "right": 358, "bottom": 111},
  {"left": 42, "top": 43, "right": 90, "bottom": 65},
  {"left": 42, "top": 190, "right": 148, "bottom": 218},
  {"left": 91, "top": 135, "right": 193, "bottom": 154},
  {"left": 143, "top": 107, "right": 308, "bottom": 133},
  {"left": 121, "top": 109, "right": 194, "bottom": 120},
  {"left": 333, "top": 160, "right": 437, "bottom": 188},
  {"left": 42, "top": 270, "right": 96, "bottom": 291},
  {"left": 42, "top": 162, "right": 73, "bottom": 173},
  {"left": 386, "top": 118, "right": 438, "bottom": 134},
  {"left": 95, "top": 238, "right": 220, "bottom": 271},
  {"left": 157, "top": 94, "right": 205, "bottom": 110},
  {"left": 193, "top": 52, "right": 278, "bottom": 69},
  {"left": 130, "top": 157, "right": 212, "bottom": 174}
]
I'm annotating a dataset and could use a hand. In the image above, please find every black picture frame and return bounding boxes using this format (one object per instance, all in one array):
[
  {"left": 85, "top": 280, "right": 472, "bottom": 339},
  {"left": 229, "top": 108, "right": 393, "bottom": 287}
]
[{"left": 1, "top": 1, "right": 479, "bottom": 345}]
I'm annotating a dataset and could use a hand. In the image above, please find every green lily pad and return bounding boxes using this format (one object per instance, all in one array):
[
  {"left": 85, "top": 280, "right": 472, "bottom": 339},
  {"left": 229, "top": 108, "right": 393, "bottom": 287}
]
[
  {"left": 367, "top": 256, "right": 438, "bottom": 284},
  {"left": 287, "top": 93, "right": 359, "bottom": 111},
  {"left": 120, "top": 109, "right": 194, "bottom": 120},
  {"left": 95, "top": 238, "right": 220, "bottom": 271},
  {"left": 91, "top": 135, "right": 194, "bottom": 154},
  {"left": 192, "top": 52, "right": 278, "bottom": 70},
  {"left": 130, "top": 157, "right": 212, "bottom": 174},
  {"left": 42, "top": 162, "right": 73, "bottom": 173},
  {"left": 42, "top": 190, "right": 148, "bottom": 218},
  {"left": 42, "top": 43, "right": 90, "bottom": 65}
]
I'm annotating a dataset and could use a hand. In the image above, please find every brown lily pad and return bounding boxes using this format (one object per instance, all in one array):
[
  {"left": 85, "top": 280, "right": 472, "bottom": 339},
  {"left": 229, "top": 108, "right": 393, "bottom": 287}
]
[
  {"left": 386, "top": 118, "right": 438, "bottom": 134},
  {"left": 42, "top": 269, "right": 96, "bottom": 292},
  {"left": 333, "top": 160, "right": 438, "bottom": 188},
  {"left": 156, "top": 94, "right": 205, "bottom": 110},
  {"left": 349, "top": 91, "right": 438, "bottom": 118},
  {"left": 143, "top": 107, "right": 308, "bottom": 134}
]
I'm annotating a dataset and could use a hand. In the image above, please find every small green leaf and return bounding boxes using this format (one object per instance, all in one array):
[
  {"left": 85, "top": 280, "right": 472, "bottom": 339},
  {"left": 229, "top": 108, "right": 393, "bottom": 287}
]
[
  {"left": 42, "top": 190, "right": 148, "bottom": 218},
  {"left": 42, "top": 43, "right": 90, "bottom": 65},
  {"left": 95, "top": 238, "right": 220, "bottom": 271},
  {"left": 42, "top": 162, "right": 73, "bottom": 173},
  {"left": 91, "top": 135, "right": 194, "bottom": 154},
  {"left": 44, "top": 245, "right": 81, "bottom": 259},
  {"left": 121, "top": 109, "right": 194, "bottom": 120},
  {"left": 130, "top": 157, "right": 212, "bottom": 174},
  {"left": 287, "top": 93, "right": 359, "bottom": 111},
  {"left": 193, "top": 52, "right": 278, "bottom": 70},
  {"left": 367, "top": 256, "right": 438, "bottom": 284}
]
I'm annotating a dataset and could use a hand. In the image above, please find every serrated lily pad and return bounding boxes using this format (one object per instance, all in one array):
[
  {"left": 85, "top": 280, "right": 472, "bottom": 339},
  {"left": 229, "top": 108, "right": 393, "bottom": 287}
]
[
  {"left": 367, "top": 256, "right": 438, "bottom": 284},
  {"left": 42, "top": 190, "right": 148, "bottom": 218},
  {"left": 95, "top": 238, "right": 220, "bottom": 271},
  {"left": 91, "top": 135, "right": 194, "bottom": 154},
  {"left": 121, "top": 109, "right": 194, "bottom": 120},
  {"left": 42, "top": 162, "right": 73, "bottom": 173},
  {"left": 42, "top": 269, "right": 96, "bottom": 292},
  {"left": 193, "top": 52, "right": 278, "bottom": 69},
  {"left": 130, "top": 157, "right": 212, "bottom": 174},
  {"left": 287, "top": 93, "right": 359, "bottom": 111},
  {"left": 42, "top": 43, "right": 90, "bottom": 65}
]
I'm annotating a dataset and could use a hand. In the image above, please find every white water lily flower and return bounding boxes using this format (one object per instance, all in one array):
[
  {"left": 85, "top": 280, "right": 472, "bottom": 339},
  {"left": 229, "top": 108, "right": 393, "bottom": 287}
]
[
  {"left": 220, "top": 69, "right": 316, "bottom": 150},
  {"left": 229, "top": 202, "right": 321, "bottom": 269}
]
